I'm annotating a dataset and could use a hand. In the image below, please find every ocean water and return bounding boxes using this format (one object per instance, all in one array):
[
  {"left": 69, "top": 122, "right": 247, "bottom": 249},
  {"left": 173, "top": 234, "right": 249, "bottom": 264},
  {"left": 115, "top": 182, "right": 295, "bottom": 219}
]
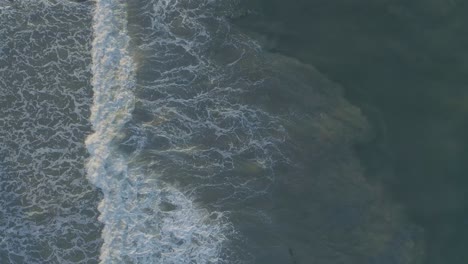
[
  {"left": 0, "top": 1, "right": 102, "bottom": 263},
  {"left": 0, "top": 0, "right": 435, "bottom": 263},
  {"left": 234, "top": 1, "right": 468, "bottom": 263}
]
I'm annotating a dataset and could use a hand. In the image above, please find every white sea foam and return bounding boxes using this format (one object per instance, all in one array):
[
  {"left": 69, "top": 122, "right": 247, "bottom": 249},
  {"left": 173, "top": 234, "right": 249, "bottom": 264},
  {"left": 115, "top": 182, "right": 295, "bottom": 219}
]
[
  {"left": 86, "top": 0, "right": 228, "bottom": 263},
  {"left": 0, "top": 1, "right": 102, "bottom": 263}
]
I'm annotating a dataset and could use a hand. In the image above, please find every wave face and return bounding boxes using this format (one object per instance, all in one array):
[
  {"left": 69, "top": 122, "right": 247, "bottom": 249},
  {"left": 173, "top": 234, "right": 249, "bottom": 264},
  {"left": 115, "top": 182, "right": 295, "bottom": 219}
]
[{"left": 0, "top": 0, "right": 102, "bottom": 263}]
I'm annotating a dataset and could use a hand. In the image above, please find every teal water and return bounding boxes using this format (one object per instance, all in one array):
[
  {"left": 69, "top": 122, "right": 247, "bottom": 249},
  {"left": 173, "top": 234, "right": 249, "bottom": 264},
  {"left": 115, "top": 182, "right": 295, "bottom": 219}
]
[{"left": 235, "top": 1, "right": 468, "bottom": 263}]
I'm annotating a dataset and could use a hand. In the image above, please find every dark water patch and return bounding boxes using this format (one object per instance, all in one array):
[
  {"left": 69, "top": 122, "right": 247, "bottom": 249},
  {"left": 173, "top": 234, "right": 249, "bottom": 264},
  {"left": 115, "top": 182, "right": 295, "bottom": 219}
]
[{"left": 234, "top": 0, "right": 468, "bottom": 263}]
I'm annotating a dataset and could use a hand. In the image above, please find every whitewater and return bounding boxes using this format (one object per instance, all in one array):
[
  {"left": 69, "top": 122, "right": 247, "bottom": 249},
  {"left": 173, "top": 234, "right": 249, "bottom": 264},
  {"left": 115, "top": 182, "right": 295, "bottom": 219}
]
[{"left": 86, "top": 0, "right": 232, "bottom": 263}]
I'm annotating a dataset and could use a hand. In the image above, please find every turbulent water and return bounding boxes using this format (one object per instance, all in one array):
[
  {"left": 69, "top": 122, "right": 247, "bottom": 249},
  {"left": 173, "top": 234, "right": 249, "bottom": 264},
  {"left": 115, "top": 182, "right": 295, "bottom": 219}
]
[
  {"left": 1, "top": 0, "right": 425, "bottom": 263},
  {"left": 0, "top": 0, "right": 101, "bottom": 263}
]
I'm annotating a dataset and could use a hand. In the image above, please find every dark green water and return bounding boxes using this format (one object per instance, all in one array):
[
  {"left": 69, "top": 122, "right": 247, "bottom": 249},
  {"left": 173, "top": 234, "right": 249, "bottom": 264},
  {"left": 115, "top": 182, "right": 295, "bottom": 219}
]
[{"left": 235, "top": 1, "right": 468, "bottom": 263}]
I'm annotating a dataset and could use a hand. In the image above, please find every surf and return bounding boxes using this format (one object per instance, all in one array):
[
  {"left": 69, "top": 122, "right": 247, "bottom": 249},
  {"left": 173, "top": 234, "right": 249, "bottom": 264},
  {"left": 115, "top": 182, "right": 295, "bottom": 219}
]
[{"left": 86, "top": 0, "right": 229, "bottom": 263}]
